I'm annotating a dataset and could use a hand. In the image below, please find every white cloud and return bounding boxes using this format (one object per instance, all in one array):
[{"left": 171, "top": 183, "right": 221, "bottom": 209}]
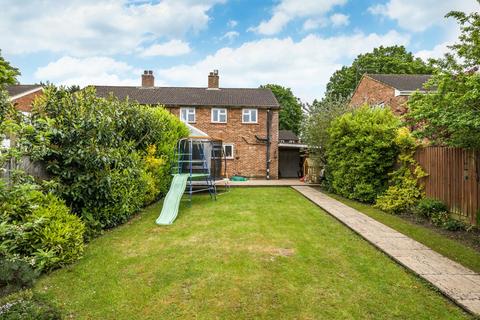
[
  {"left": 227, "top": 20, "right": 238, "bottom": 28},
  {"left": 156, "top": 30, "right": 410, "bottom": 102},
  {"left": 415, "top": 42, "right": 451, "bottom": 61},
  {"left": 330, "top": 13, "right": 349, "bottom": 27},
  {"left": 34, "top": 56, "right": 143, "bottom": 87},
  {"left": 139, "top": 40, "right": 191, "bottom": 57},
  {"left": 303, "top": 13, "right": 349, "bottom": 30},
  {"left": 220, "top": 31, "right": 240, "bottom": 41},
  {"left": 369, "top": 0, "right": 479, "bottom": 32},
  {"left": 0, "top": 0, "right": 224, "bottom": 56},
  {"left": 250, "top": 0, "right": 347, "bottom": 35}
]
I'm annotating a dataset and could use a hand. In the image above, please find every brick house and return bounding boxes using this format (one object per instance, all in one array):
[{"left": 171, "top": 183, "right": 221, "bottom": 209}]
[
  {"left": 1, "top": 85, "right": 43, "bottom": 149},
  {"left": 350, "top": 74, "right": 432, "bottom": 116},
  {"left": 94, "top": 71, "right": 280, "bottom": 179},
  {"left": 6, "top": 84, "right": 43, "bottom": 113}
]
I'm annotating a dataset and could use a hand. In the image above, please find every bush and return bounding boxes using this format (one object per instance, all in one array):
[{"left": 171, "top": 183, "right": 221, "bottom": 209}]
[
  {"left": 0, "top": 290, "right": 62, "bottom": 320},
  {"left": 29, "top": 86, "right": 188, "bottom": 234},
  {"left": 415, "top": 198, "right": 447, "bottom": 219},
  {"left": 0, "top": 259, "right": 39, "bottom": 297},
  {"left": 326, "top": 105, "right": 400, "bottom": 202},
  {"left": 375, "top": 128, "right": 425, "bottom": 214},
  {"left": 0, "top": 182, "right": 85, "bottom": 272}
]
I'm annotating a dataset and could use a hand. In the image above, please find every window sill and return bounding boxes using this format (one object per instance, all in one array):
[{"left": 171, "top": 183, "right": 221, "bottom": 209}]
[{"left": 241, "top": 122, "right": 259, "bottom": 125}]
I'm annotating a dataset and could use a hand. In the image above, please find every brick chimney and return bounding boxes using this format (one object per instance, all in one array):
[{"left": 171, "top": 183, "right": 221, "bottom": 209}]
[
  {"left": 141, "top": 70, "right": 154, "bottom": 87},
  {"left": 207, "top": 70, "right": 219, "bottom": 89}
]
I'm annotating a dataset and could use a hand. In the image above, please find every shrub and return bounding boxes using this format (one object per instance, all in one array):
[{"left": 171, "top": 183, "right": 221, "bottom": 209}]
[
  {"left": 375, "top": 128, "right": 425, "bottom": 214},
  {"left": 326, "top": 105, "right": 400, "bottom": 202},
  {"left": 415, "top": 198, "right": 447, "bottom": 219},
  {"left": 0, "top": 259, "right": 39, "bottom": 297},
  {"left": 0, "top": 290, "right": 62, "bottom": 320},
  {"left": 0, "top": 182, "right": 85, "bottom": 272},
  {"left": 29, "top": 86, "right": 188, "bottom": 234}
]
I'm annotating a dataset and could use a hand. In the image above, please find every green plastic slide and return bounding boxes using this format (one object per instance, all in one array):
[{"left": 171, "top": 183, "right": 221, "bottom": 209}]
[{"left": 156, "top": 174, "right": 190, "bottom": 225}]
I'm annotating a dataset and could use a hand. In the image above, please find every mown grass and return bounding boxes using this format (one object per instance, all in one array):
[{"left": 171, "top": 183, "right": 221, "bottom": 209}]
[
  {"left": 35, "top": 188, "right": 471, "bottom": 319},
  {"left": 323, "top": 190, "right": 480, "bottom": 274}
]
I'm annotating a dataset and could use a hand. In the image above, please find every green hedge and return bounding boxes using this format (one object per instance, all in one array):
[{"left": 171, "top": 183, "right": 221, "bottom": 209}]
[
  {"left": 29, "top": 86, "right": 188, "bottom": 235},
  {"left": 327, "top": 106, "right": 400, "bottom": 203}
]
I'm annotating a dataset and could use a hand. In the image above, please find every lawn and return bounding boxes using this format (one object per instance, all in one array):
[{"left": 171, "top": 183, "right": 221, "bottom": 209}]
[
  {"left": 35, "top": 188, "right": 470, "bottom": 319},
  {"left": 323, "top": 190, "right": 480, "bottom": 274}
]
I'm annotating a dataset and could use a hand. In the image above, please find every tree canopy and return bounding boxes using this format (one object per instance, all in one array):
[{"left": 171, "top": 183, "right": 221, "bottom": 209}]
[
  {"left": 0, "top": 50, "right": 20, "bottom": 88},
  {"left": 261, "top": 84, "right": 303, "bottom": 135},
  {"left": 408, "top": 5, "right": 480, "bottom": 149},
  {"left": 325, "top": 45, "right": 434, "bottom": 99},
  {"left": 302, "top": 96, "right": 351, "bottom": 165}
]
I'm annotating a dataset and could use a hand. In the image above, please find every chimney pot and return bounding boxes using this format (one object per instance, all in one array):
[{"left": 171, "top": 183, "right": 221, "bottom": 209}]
[
  {"left": 142, "top": 70, "right": 154, "bottom": 87},
  {"left": 208, "top": 70, "right": 219, "bottom": 89}
]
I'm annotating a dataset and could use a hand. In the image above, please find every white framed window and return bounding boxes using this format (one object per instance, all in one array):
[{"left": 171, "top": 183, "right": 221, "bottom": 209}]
[
  {"left": 211, "top": 143, "right": 234, "bottom": 159},
  {"left": 180, "top": 107, "right": 196, "bottom": 123},
  {"left": 373, "top": 102, "right": 385, "bottom": 109},
  {"left": 1, "top": 138, "right": 11, "bottom": 149},
  {"left": 242, "top": 108, "right": 257, "bottom": 123},
  {"left": 211, "top": 108, "right": 227, "bottom": 123},
  {"left": 223, "top": 144, "right": 234, "bottom": 159}
]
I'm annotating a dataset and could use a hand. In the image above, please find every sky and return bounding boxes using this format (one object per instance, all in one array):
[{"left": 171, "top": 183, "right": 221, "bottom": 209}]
[{"left": 1, "top": 0, "right": 479, "bottom": 102}]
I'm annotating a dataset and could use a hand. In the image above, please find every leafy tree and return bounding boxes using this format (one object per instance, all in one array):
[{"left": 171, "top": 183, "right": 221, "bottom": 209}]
[
  {"left": 408, "top": 5, "right": 480, "bottom": 149},
  {"left": 261, "top": 84, "right": 303, "bottom": 135},
  {"left": 0, "top": 50, "right": 20, "bottom": 88},
  {"left": 327, "top": 106, "right": 400, "bottom": 202},
  {"left": 325, "top": 46, "right": 434, "bottom": 99},
  {"left": 302, "top": 96, "right": 352, "bottom": 165}
]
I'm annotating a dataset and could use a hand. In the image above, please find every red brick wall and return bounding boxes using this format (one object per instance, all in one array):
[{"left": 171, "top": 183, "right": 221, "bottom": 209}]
[
  {"left": 350, "top": 76, "right": 409, "bottom": 116},
  {"left": 169, "top": 107, "right": 279, "bottom": 179},
  {"left": 12, "top": 91, "right": 43, "bottom": 112}
]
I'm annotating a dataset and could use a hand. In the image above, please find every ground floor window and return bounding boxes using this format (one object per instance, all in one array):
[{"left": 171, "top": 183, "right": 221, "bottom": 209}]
[
  {"left": 212, "top": 143, "right": 234, "bottom": 159},
  {"left": 223, "top": 144, "right": 234, "bottom": 159}
]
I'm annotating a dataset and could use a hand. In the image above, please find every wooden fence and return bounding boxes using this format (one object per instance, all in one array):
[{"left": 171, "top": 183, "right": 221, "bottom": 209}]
[{"left": 415, "top": 147, "right": 480, "bottom": 225}]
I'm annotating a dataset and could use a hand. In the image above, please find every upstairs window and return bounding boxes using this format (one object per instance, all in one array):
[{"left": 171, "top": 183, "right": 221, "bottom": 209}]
[
  {"left": 180, "top": 107, "right": 196, "bottom": 123},
  {"left": 242, "top": 108, "right": 257, "bottom": 123},
  {"left": 211, "top": 108, "right": 227, "bottom": 123}
]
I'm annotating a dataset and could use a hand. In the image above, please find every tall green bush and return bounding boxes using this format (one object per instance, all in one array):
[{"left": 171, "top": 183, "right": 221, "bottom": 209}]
[
  {"left": 29, "top": 86, "right": 188, "bottom": 234},
  {"left": 375, "top": 128, "right": 426, "bottom": 214},
  {"left": 327, "top": 106, "right": 400, "bottom": 202}
]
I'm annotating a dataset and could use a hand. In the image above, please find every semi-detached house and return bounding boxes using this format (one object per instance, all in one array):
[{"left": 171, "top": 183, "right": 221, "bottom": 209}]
[{"left": 94, "top": 70, "right": 281, "bottom": 179}]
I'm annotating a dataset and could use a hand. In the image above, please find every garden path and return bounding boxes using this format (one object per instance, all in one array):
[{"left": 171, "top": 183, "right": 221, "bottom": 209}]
[{"left": 293, "top": 186, "right": 480, "bottom": 316}]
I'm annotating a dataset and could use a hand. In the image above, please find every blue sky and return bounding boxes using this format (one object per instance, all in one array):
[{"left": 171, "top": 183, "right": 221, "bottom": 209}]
[{"left": 1, "top": 0, "right": 478, "bottom": 102}]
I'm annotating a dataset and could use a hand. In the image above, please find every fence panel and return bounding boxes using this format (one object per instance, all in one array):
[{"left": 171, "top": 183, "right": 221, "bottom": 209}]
[{"left": 415, "top": 147, "right": 479, "bottom": 225}]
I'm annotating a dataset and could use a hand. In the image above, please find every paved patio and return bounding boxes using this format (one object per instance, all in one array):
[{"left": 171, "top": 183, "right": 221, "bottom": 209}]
[
  {"left": 215, "top": 178, "right": 319, "bottom": 187},
  {"left": 293, "top": 186, "right": 480, "bottom": 316}
]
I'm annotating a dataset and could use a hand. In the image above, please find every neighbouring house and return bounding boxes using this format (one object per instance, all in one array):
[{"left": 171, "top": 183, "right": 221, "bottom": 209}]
[
  {"left": 278, "top": 130, "right": 307, "bottom": 178},
  {"left": 6, "top": 84, "right": 43, "bottom": 113},
  {"left": 94, "top": 70, "right": 281, "bottom": 179},
  {"left": 350, "top": 74, "right": 432, "bottom": 116},
  {"left": 2, "top": 84, "right": 43, "bottom": 149}
]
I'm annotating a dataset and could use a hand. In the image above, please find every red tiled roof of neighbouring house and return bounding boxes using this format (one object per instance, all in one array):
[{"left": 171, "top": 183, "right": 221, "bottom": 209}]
[{"left": 6, "top": 84, "right": 42, "bottom": 99}]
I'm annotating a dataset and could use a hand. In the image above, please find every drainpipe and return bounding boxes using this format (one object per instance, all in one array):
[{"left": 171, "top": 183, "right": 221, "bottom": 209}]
[{"left": 266, "top": 109, "right": 272, "bottom": 180}]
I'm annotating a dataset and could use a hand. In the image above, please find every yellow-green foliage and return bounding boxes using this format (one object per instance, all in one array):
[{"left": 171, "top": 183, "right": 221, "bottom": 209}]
[{"left": 375, "top": 128, "right": 426, "bottom": 214}]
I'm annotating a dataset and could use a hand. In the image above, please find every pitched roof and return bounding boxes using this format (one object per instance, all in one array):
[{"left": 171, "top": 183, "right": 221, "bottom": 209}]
[
  {"left": 366, "top": 74, "right": 433, "bottom": 91},
  {"left": 6, "top": 84, "right": 42, "bottom": 99},
  {"left": 279, "top": 130, "right": 299, "bottom": 142},
  {"left": 93, "top": 86, "right": 280, "bottom": 109}
]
